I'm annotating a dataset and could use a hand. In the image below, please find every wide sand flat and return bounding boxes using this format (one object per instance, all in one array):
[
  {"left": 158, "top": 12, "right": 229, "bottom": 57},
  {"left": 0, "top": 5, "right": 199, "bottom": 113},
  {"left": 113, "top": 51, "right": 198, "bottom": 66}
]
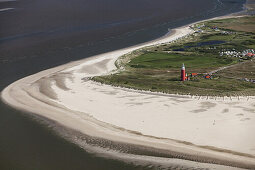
[{"left": 2, "top": 22, "right": 255, "bottom": 168}]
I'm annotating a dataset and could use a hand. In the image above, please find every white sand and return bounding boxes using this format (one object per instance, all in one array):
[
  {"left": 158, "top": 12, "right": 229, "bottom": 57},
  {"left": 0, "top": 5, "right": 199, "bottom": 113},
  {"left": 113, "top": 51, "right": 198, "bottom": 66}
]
[{"left": 2, "top": 17, "right": 255, "bottom": 168}]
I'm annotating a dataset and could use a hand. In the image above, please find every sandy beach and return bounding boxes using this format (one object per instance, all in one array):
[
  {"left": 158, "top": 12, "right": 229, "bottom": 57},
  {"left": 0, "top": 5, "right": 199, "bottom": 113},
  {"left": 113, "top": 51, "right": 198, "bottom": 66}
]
[{"left": 2, "top": 15, "right": 255, "bottom": 169}]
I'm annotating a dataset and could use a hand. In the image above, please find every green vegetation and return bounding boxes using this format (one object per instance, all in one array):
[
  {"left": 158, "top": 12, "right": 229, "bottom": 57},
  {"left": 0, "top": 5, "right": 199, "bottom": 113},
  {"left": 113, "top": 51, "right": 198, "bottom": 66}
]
[
  {"left": 129, "top": 52, "right": 235, "bottom": 69},
  {"left": 93, "top": 16, "right": 255, "bottom": 96},
  {"left": 208, "top": 17, "right": 255, "bottom": 33}
]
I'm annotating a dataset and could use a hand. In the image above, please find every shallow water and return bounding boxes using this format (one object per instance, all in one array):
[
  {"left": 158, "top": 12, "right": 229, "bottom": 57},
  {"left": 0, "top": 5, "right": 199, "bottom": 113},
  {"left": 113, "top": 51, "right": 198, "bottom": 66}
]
[{"left": 0, "top": 0, "right": 246, "bottom": 169}]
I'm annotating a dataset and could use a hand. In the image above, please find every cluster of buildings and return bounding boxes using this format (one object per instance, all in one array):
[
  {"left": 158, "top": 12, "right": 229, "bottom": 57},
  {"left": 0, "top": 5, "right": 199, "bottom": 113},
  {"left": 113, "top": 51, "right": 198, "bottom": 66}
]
[
  {"left": 242, "top": 78, "right": 255, "bottom": 83},
  {"left": 190, "top": 23, "right": 234, "bottom": 34},
  {"left": 221, "top": 30, "right": 235, "bottom": 35},
  {"left": 219, "top": 49, "right": 255, "bottom": 59},
  {"left": 211, "top": 26, "right": 235, "bottom": 35},
  {"left": 180, "top": 63, "right": 211, "bottom": 81}
]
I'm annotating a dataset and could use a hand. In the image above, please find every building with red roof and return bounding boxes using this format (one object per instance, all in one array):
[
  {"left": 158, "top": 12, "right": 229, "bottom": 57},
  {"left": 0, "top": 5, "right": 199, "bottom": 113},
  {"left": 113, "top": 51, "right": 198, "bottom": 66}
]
[
  {"left": 191, "top": 73, "right": 198, "bottom": 77},
  {"left": 246, "top": 53, "right": 255, "bottom": 57},
  {"left": 205, "top": 75, "right": 212, "bottom": 79}
]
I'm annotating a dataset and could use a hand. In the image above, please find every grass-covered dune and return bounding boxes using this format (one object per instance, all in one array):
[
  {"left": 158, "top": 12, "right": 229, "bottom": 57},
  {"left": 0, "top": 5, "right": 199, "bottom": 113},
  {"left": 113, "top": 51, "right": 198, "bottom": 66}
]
[{"left": 93, "top": 16, "right": 255, "bottom": 96}]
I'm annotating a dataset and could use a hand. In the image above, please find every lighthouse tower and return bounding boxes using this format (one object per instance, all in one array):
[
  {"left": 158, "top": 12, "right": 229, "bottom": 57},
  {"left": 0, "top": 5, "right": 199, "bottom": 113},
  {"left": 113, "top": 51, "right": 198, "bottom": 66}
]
[{"left": 181, "top": 63, "right": 186, "bottom": 81}]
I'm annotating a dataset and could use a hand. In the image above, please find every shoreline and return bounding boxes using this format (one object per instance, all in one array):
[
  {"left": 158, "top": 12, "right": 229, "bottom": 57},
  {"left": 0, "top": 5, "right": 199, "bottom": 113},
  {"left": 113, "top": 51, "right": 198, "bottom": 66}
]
[{"left": 1, "top": 12, "right": 255, "bottom": 169}]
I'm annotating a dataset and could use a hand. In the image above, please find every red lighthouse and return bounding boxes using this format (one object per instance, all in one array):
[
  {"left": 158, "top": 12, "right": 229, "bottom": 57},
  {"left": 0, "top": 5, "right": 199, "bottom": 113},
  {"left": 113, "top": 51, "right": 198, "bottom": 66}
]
[{"left": 181, "top": 63, "right": 186, "bottom": 81}]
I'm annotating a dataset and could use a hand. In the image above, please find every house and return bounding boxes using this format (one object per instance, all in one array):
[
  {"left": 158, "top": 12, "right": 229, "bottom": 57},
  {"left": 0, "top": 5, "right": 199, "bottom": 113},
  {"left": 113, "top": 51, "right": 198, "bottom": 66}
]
[
  {"left": 191, "top": 73, "right": 198, "bottom": 77},
  {"left": 246, "top": 53, "right": 255, "bottom": 57},
  {"left": 205, "top": 75, "right": 212, "bottom": 79},
  {"left": 211, "top": 26, "right": 218, "bottom": 30}
]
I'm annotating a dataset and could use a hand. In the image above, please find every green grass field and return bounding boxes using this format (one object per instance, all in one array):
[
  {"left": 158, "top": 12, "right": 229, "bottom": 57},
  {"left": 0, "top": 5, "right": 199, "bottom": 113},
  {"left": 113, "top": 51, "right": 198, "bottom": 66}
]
[
  {"left": 93, "top": 16, "right": 255, "bottom": 96},
  {"left": 129, "top": 52, "right": 235, "bottom": 69}
]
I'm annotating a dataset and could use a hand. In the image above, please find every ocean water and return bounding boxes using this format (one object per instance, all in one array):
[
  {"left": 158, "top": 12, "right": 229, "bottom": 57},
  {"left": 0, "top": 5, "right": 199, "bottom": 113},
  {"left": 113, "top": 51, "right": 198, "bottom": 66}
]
[{"left": 0, "top": 0, "right": 246, "bottom": 169}]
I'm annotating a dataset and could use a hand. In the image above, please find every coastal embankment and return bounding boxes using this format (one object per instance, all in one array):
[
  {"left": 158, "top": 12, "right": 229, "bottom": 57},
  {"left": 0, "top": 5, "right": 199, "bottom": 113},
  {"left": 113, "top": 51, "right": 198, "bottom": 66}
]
[{"left": 2, "top": 15, "right": 255, "bottom": 169}]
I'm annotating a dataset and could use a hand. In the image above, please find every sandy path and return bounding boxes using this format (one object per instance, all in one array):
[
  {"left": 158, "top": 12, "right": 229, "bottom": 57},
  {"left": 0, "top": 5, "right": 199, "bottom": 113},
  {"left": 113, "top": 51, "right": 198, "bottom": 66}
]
[{"left": 1, "top": 17, "right": 255, "bottom": 169}]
